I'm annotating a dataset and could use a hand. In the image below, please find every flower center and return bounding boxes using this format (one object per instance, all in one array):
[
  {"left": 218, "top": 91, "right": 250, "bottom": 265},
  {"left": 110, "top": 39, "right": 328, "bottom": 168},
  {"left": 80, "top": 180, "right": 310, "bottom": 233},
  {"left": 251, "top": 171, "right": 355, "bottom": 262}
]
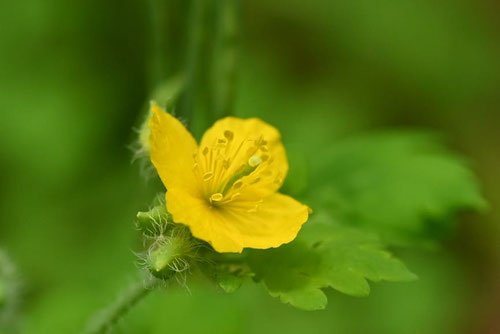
[{"left": 192, "top": 130, "right": 281, "bottom": 208}]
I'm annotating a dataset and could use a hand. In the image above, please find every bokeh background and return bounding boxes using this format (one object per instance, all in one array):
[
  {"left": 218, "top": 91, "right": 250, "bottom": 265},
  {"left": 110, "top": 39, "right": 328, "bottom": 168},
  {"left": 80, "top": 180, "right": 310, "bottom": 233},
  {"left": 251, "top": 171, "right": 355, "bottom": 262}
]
[{"left": 1, "top": 0, "right": 499, "bottom": 333}]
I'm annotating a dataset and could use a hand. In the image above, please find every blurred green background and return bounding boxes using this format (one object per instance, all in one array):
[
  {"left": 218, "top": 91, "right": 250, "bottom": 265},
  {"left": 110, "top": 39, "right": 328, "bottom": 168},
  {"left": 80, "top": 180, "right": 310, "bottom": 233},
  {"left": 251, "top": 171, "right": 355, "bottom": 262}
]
[{"left": 1, "top": 0, "right": 499, "bottom": 333}]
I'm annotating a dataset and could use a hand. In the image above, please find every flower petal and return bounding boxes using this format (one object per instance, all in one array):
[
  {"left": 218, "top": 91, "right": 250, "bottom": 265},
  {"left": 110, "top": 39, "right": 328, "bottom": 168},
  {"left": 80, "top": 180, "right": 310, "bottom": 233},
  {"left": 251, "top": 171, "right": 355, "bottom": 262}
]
[
  {"left": 167, "top": 189, "right": 309, "bottom": 253},
  {"left": 149, "top": 105, "right": 199, "bottom": 194},
  {"left": 200, "top": 117, "right": 288, "bottom": 194}
]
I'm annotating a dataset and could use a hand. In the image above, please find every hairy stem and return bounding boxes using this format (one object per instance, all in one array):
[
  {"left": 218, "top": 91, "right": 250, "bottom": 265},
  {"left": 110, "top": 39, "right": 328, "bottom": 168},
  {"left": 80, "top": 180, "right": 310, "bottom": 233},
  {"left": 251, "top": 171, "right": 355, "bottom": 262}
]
[{"left": 82, "top": 275, "right": 159, "bottom": 334}]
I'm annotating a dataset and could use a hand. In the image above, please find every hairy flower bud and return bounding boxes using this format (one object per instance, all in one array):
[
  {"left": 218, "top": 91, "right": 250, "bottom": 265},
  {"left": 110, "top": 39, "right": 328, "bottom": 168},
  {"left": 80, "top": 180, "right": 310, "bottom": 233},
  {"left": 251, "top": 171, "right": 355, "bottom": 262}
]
[
  {"left": 146, "top": 226, "right": 199, "bottom": 280},
  {"left": 136, "top": 194, "right": 171, "bottom": 236}
]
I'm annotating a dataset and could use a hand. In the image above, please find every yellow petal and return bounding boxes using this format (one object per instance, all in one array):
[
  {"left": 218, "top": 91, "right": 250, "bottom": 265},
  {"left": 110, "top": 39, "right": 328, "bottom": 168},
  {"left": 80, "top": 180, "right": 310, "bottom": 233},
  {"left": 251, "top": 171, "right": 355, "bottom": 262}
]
[
  {"left": 149, "top": 104, "right": 200, "bottom": 194},
  {"left": 199, "top": 117, "right": 288, "bottom": 196},
  {"left": 167, "top": 189, "right": 309, "bottom": 253}
]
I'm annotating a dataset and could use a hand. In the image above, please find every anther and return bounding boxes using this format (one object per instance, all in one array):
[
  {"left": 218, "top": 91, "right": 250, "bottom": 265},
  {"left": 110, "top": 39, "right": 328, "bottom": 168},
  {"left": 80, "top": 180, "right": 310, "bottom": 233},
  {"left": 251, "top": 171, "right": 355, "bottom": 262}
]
[
  {"left": 256, "top": 138, "right": 267, "bottom": 146},
  {"left": 202, "top": 147, "right": 209, "bottom": 155},
  {"left": 248, "top": 155, "right": 263, "bottom": 167},
  {"left": 217, "top": 138, "right": 227, "bottom": 147},
  {"left": 209, "top": 193, "right": 223, "bottom": 204},
  {"left": 203, "top": 172, "right": 214, "bottom": 181},
  {"left": 224, "top": 130, "right": 234, "bottom": 141}
]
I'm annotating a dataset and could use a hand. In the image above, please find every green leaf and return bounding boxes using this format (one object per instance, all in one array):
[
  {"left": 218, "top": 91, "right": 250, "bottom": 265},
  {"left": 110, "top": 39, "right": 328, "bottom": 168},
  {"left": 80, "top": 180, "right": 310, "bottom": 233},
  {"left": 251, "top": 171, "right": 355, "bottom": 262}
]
[
  {"left": 216, "top": 266, "right": 252, "bottom": 293},
  {"left": 200, "top": 252, "right": 254, "bottom": 294},
  {"left": 308, "top": 131, "right": 486, "bottom": 246},
  {"left": 205, "top": 263, "right": 254, "bottom": 293},
  {"left": 247, "top": 215, "right": 416, "bottom": 310}
]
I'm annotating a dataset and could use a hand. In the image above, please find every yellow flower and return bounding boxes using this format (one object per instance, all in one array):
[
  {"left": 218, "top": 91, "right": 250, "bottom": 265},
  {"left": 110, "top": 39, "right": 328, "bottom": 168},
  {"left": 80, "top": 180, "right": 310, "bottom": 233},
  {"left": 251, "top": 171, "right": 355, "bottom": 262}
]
[{"left": 149, "top": 104, "right": 309, "bottom": 253}]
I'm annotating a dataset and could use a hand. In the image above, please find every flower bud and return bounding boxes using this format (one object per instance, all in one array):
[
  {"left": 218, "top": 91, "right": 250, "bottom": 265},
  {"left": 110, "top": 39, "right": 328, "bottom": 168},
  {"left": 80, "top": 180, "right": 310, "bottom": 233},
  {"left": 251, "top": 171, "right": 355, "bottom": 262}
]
[
  {"left": 146, "top": 226, "right": 198, "bottom": 280},
  {"left": 136, "top": 194, "right": 171, "bottom": 236}
]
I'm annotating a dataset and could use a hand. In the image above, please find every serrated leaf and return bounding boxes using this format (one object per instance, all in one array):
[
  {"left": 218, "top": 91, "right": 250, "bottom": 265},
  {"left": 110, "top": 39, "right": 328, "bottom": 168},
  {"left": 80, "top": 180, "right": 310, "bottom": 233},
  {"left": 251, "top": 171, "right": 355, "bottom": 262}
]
[
  {"left": 308, "top": 131, "right": 486, "bottom": 246},
  {"left": 247, "top": 215, "right": 416, "bottom": 310}
]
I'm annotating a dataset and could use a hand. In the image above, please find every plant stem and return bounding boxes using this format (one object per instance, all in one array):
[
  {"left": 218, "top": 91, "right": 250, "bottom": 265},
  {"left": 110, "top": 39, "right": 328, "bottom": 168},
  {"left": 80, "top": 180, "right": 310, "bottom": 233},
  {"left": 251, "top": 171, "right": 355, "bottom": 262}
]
[
  {"left": 177, "top": 0, "right": 207, "bottom": 138},
  {"left": 177, "top": 0, "right": 240, "bottom": 139},
  {"left": 82, "top": 275, "right": 159, "bottom": 334},
  {"left": 147, "top": 0, "right": 168, "bottom": 90},
  {"left": 212, "top": 0, "right": 240, "bottom": 120}
]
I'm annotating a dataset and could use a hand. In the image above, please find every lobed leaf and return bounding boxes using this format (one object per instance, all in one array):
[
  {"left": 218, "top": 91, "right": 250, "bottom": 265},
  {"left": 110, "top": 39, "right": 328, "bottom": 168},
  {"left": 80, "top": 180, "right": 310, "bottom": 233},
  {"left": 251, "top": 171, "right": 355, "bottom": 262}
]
[
  {"left": 307, "top": 131, "right": 486, "bottom": 246},
  {"left": 247, "top": 215, "right": 416, "bottom": 310}
]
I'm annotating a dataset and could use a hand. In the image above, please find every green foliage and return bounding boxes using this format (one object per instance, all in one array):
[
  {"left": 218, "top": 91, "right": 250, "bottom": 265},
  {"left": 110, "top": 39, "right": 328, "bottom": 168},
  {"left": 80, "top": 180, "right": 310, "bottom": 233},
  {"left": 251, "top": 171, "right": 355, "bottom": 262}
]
[
  {"left": 247, "top": 216, "right": 416, "bottom": 310},
  {"left": 213, "top": 264, "right": 254, "bottom": 293},
  {"left": 307, "top": 132, "right": 486, "bottom": 246}
]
